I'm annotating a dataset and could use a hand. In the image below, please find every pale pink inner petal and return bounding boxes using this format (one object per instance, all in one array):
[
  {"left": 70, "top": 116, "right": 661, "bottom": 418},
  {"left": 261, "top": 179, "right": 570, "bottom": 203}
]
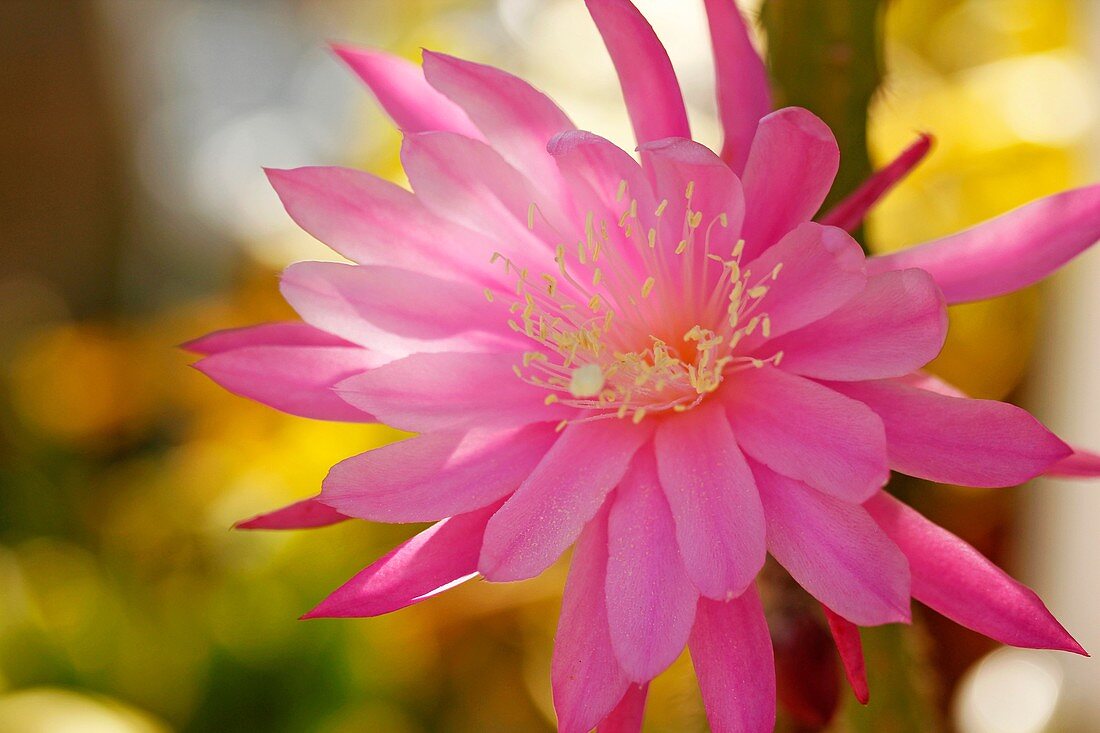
[
  {"left": 752, "top": 460, "right": 911, "bottom": 626},
  {"left": 280, "top": 261, "right": 519, "bottom": 356},
  {"left": 479, "top": 418, "right": 651, "bottom": 582},
  {"left": 740, "top": 107, "right": 840, "bottom": 259},
  {"left": 336, "top": 351, "right": 575, "bottom": 433},
  {"left": 725, "top": 366, "right": 889, "bottom": 502},
  {"left": 735, "top": 222, "right": 866, "bottom": 352},
  {"left": 654, "top": 402, "right": 766, "bottom": 600},
  {"left": 553, "top": 504, "right": 631, "bottom": 733},
  {"left": 762, "top": 268, "right": 947, "bottom": 381},
  {"left": 605, "top": 447, "right": 698, "bottom": 681}
]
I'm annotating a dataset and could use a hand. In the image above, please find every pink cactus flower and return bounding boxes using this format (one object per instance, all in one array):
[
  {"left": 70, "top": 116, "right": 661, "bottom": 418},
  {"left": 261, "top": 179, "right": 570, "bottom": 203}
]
[{"left": 187, "top": 0, "right": 1100, "bottom": 730}]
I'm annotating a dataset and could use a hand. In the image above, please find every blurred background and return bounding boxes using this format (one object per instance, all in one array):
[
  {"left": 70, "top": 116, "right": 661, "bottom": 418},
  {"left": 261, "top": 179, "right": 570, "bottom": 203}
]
[{"left": 1, "top": 0, "right": 1098, "bottom": 731}]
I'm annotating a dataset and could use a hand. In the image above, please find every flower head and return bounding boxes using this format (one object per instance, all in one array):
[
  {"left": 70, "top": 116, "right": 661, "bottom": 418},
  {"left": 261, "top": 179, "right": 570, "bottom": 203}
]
[{"left": 188, "top": 1, "right": 1100, "bottom": 730}]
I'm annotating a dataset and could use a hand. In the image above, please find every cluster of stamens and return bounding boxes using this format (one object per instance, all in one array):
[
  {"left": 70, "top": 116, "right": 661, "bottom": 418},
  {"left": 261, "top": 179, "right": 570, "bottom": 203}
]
[{"left": 488, "top": 179, "right": 784, "bottom": 429}]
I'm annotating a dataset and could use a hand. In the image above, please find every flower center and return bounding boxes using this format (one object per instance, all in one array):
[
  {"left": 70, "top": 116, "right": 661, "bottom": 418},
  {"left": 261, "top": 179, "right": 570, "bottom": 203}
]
[{"left": 490, "top": 180, "right": 784, "bottom": 428}]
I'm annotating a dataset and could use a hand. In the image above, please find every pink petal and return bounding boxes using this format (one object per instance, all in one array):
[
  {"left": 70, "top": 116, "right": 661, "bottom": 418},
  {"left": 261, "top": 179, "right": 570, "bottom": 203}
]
[
  {"left": 553, "top": 505, "right": 631, "bottom": 733},
  {"left": 321, "top": 424, "right": 556, "bottom": 523},
  {"left": 736, "top": 222, "right": 866, "bottom": 352},
  {"left": 401, "top": 131, "right": 570, "bottom": 251},
  {"left": 639, "top": 137, "right": 747, "bottom": 290},
  {"left": 725, "top": 366, "right": 888, "bottom": 502},
  {"left": 866, "top": 492, "right": 1086, "bottom": 655},
  {"left": 1046, "top": 448, "right": 1100, "bottom": 478},
  {"left": 867, "top": 183, "right": 1100, "bottom": 304},
  {"left": 763, "top": 268, "right": 947, "bottom": 381},
  {"left": 330, "top": 44, "right": 481, "bottom": 137},
  {"left": 235, "top": 497, "right": 349, "bottom": 530},
  {"left": 654, "top": 402, "right": 766, "bottom": 600},
  {"left": 265, "top": 167, "right": 496, "bottom": 283},
  {"left": 421, "top": 50, "right": 574, "bottom": 206},
  {"left": 548, "top": 130, "right": 656, "bottom": 280},
  {"left": 822, "top": 607, "right": 869, "bottom": 705},
  {"left": 280, "top": 261, "right": 513, "bottom": 355},
  {"left": 585, "top": 0, "right": 691, "bottom": 144},
  {"left": 597, "top": 684, "right": 649, "bottom": 733},
  {"left": 479, "top": 419, "right": 651, "bottom": 581},
  {"left": 752, "top": 461, "right": 911, "bottom": 626},
  {"left": 183, "top": 321, "right": 353, "bottom": 355},
  {"left": 702, "top": 0, "right": 772, "bottom": 173},
  {"left": 606, "top": 448, "right": 699, "bottom": 681},
  {"left": 689, "top": 588, "right": 776, "bottom": 733},
  {"left": 740, "top": 108, "right": 839, "bottom": 259},
  {"left": 192, "top": 342, "right": 381, "bottom": 422},
  {"left": 894, "top": 370, "right": 966, "bottom": 397},
  {"left": 336, "top": 352, "right": 573, "bottom": 433},
  {"left": 818, "top": 133, "right": 934, "bottom": 232},
  {"left": 829, "top": 379, "right": 1072, "bottom": 487},
  {"left": 303, "top": 502, "right": 500, "bottom": 618}
]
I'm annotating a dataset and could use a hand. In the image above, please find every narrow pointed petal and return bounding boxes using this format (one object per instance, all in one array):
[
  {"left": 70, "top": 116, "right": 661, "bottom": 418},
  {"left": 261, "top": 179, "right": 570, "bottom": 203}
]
[
  {"left": 1046, "top": 448, "right": 1100, "bottom": 478},
  {"left": 280, "top": 261, "right": 514, "bottom": 355},
  {"left": 829, "top": 379, "right": 1072, "bottom": 487},
  {"left": 822, "top": 607, "right": 869, "bottom": 705},
  {"left": 553, "top": 505, "right": 631, "bottom": 733},
  {"left": 740, "top": 108, "right": 840, "bottom": 258},
  {"left": 331, "top": 44, "right": 481, "bottom": 137},
  {"left": 336, "top": 352, "right": 574, "bottom": 433},
  {"left": 322, "top": 424, "right": 556, "bottom": 523},
  {"left": 264, "top": 167, "right": 495, "bottom": 282},
  {"left": 597, "top": 684, "right": 649, "bottom": 733},
  {"left": 655, "top": 402, "right": 766, "bottom": 600},
  {"left": 753, "top": 461, "right": 910, "bottom": 626},
  {"left": 737, "top": 222, "right": 866, "bottom": 352},
  {"left": 818, "top": 133, "right": 934, "bottom": 232},
  {"left": 235, "top": 497, "right": 348, "bottom": 530},
  {"left": 421, "top": 50, "right": 574, "bottom": 204},
  {"left": 585, "top": 0, "right": 691, "bottom": 144},
  {"left": 183, "top": 321, "right": 352, "bottom": 355},
  {"left": 303, "top": 502, "right": 499, "bottom": 618},
  {"left": 690, "top": 589, "right": 776, "bottom": 733},
  {"left": 764, "top": 268, "right": 947, "bottom": 381},
  {"left": 192, "top": 341, "right": 381, "bottom": 422},
  {"left": 480, "top": 419, "right": 651, "bottom": 581},
  {"left": 866, "top": 492, "right": 1086, "bottom": 654},
  {"left": 606, "top": 448, "right": 698, "bottom": 681},
  {"left": 725, "top": 366, "right": 888, "bottom": 502},
  {"left": 867, "top": 183, "right": 1100, "bottom": 304},
  {"left": 703, "top": 0, "right": 772, "bottom": 173}
]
